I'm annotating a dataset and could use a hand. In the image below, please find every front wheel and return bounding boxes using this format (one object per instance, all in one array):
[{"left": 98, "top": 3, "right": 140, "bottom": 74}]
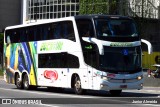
[
  {"left": 74, "top": 76, "right": 85, "bottom": 95},
  {"left": 109, "top": 90, "right": 122, "bottom": 96}
]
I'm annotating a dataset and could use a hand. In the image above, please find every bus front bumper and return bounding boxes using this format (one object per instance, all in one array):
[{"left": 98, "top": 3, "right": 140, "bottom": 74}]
[{"left": 99, "top": 79, "right": 143, "bottom": 91}]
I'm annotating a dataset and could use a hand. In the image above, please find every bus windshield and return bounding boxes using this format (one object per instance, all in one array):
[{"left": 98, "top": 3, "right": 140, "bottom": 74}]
[
  {"left": 94, "top": 18, "right": 138, "bottom": 38},
  {"left": 99, "top": 46, "right": 142, "bottom": 74}
]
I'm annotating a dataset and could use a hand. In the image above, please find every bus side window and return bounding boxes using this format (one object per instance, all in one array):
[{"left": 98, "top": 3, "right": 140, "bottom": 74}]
[
  {"left": 28, "top": 27, "right": 36, "bottom": 41},
  {"left": 43, "top": 25, "right": 48, "bottom": 40},
  {"left": 53, "top": 23, "right": 61, "bottom": 39},
  {"left": 47, "top": 25, "right": 51, "bottom": 40},
  {"left": 20, "top": 28, "right": 29, "bottom": 42},
  {"left": 48, "top": 24, "right": 54, "bottom": 40},
  {"left": 67, "top": 54, "right": 79, "bottom": 68},
  {"left": 19, "top": 29, "right": 24, "bottom": 42},
  {"left": 76, "top": 19, "right": 94, "bottom": 38},
  {"left": 37, "top": 26, "right": 43, "bottom": 41},
  {"left": 49, "top": 23, "right": 58, "bottom": 40},
  {"left": 13, "top": 30, "right": 20, "bottom": 43},
  {"left": 38, "top": 53, "right": 79, "bottom": 68},
  {"left": 9, "top": 31, "right": 14, "bottom": 43},
  {"left": 65, "top": 21, "right": 75, "bottom": 41},
  {"left": 34, "top": 27, "right": 37, "bottom": 41},
  {"left": 23, "top": 28, "right": 29, "bottom": 42},
  {"left": 62, "top": 23, "right": 68, "bottom": 39},
  {"left": 6, "top": 30, "right": 11, "bottom": 43}
]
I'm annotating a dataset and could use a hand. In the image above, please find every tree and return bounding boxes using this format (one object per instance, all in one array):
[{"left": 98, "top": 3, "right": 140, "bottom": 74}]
[
  {"left": 0, "top": 33, "right": 3, "bottom": 67},
  {"left": 79, "top": 0, "right": 117, "bottom": 15},
  {"left": 0, "top": 33, "right": 3, "bottom": 53}
]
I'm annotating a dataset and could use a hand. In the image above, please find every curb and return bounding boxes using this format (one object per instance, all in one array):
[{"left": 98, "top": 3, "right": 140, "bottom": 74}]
[{"left": 137, "top": 87, "right": 160, "bottom": 94}]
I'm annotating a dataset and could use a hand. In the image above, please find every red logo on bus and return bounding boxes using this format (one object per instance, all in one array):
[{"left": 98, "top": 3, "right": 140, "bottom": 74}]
[
  {"left": 44, "top": 70, "right": 58, "bottom": 81},
  {"left": 107, "top": 73, "right": 116, "bottom": 78}
]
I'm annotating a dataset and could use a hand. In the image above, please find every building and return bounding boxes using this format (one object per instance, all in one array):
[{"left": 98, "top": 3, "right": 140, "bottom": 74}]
[
  {"left": 24, "top": 0, "right": 160, "bottom": 23},
  {"left": 128, "top": 0, "right": 160, "bottom": 19},
  {"left": 24, "top": 0, "right": 79, "bottom": 23},
  {"left": 0, "top": 0, "right": 22, "bottom": 32},
  {"left": 0, "top": 0, "right": 160, "bottom": 30}
]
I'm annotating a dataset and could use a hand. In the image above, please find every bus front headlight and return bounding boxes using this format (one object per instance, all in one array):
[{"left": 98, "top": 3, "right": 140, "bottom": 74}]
[
  {"left": 101, "top": 76, "right": 108, "bottom": 80},
  {"left": 137, "top": 75, "right": 143, "bottom": 80}
]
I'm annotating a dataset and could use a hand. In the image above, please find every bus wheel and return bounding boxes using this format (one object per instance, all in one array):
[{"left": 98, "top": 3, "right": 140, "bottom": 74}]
[
  {"left": 109, "top": 90, "right": 122, "bottom": 96},
  {"left": 23, "top": 74, "right": 30, "bottom": 90},
  {"left": 15, "top": 74, "right": 23, "bottom": 89},
  {"left": 74, "top": 76, "right": 84, "bottom": 95}
]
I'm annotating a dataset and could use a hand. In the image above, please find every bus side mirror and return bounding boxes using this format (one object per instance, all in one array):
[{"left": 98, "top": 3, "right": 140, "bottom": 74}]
[{"left": 141, "top": 39, "right": 152, "bottom": 54}]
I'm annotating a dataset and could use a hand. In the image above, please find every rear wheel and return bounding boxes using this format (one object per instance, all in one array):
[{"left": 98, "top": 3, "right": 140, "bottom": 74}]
[
  {"left": 109, "top": 90, "right": 122, "bottom": 96},
  {"left": 15, "top": 74, "right": 23, "bottom": 89},
  {"left": 74, "top": 76, "right": 84, "bottom": 95},
  {"left": 23, "top": 74, "right": 30, "bottom": 90}
]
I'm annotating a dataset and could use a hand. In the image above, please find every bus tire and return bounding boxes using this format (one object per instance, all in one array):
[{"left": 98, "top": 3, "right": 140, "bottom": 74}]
[
  {"left": 15, "top": 74, "right": 23, "bottom": 89},
  {"left": 74, "top": 76, "right": 84, "bottom": 95},
  {"left": 109, "top": 90, "right": 122, "bottom": 96},
  {"left": 23, "top": 74, "right": 30, "bottom": 90}
]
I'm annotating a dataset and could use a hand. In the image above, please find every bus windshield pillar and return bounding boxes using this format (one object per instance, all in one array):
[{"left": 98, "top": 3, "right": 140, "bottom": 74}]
[{"left": 82, "top": 37, "right": 104, "bottom": 55}]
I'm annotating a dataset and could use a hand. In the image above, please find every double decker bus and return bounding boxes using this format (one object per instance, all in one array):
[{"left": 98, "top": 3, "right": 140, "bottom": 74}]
[{"left": 3, "top": 15, "right": 152, "bottom": 96}]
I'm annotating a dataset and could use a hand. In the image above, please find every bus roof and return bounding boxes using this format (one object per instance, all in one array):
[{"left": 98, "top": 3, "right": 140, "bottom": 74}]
[
  {"left": 5, "top": 14, "right": 132, "bottom": 30},
  {"left": 74, "top": 14, "right": 132, "bottom": 20},
  {"left": 5, "top": 16, "right": 75, "bottom": 30}
]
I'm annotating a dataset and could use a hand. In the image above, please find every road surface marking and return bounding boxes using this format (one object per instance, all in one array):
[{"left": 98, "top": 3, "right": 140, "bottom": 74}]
[
  {"left": 0, "top": 87, "right": 93, "bottom": 98},
  {"left": 39, "top": 104, "right": 60, "bottom": 107},
  {"left": 141, "top": 104, "right": 160, "bottom": 107}
]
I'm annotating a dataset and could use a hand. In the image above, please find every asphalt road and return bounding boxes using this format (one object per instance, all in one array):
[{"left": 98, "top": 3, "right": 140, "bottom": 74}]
[{"left": 0, "top": 79, "right": 160, "bottom": 107}]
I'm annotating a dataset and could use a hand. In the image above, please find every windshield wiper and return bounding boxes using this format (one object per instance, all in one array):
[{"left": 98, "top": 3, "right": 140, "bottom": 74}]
[{"left": 131, "top": 33, "right": 138, "bottom": 37}]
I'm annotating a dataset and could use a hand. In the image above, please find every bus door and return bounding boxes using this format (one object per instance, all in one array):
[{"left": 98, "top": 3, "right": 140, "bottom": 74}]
[
  {"left": 87, "top": 65, "right": 94, "bottom": 89},
  {"left": 83, "top": 44, "right": 98, "bottom": 89}
]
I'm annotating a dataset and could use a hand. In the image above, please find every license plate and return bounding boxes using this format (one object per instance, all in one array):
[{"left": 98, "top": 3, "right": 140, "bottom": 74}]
[{"left": 120, "top": 85, "right": 127, "bottom": 88}]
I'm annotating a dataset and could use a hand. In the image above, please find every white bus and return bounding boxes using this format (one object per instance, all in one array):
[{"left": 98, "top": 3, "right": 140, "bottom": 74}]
[{"left": 3, "top": 15, "right": 152, "bottom": 96}]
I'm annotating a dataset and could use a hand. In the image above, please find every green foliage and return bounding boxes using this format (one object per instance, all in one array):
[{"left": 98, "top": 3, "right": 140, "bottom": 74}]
[
  {"left": 0, "top": 33, "right": 3, "bottom": 44},
  {"left": 0, "top": 69, "right": 3, "bottom": 76},
  {"left": 109, "top": 0, "right": 117, "bottom": 14},
  {"left": 0, "top": 33, "right": 4, "bottom": 75},
  {"left": 79, "top": 0, "right": 117, "bottom": 15},
  {"left": 0, "top": 33, "right": 3, "bottom": 53}
]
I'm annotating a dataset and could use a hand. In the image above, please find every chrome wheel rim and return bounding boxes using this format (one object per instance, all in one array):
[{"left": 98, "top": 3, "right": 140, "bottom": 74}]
[
  {"left": 24, "top": 75, "right": 29, "bottom": 88},
  {"left": 75, "top": 80, "right": 81, "bottom": 92},
  {"left": 16, "top": 75, "right": 21, "bottom": 87}
]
